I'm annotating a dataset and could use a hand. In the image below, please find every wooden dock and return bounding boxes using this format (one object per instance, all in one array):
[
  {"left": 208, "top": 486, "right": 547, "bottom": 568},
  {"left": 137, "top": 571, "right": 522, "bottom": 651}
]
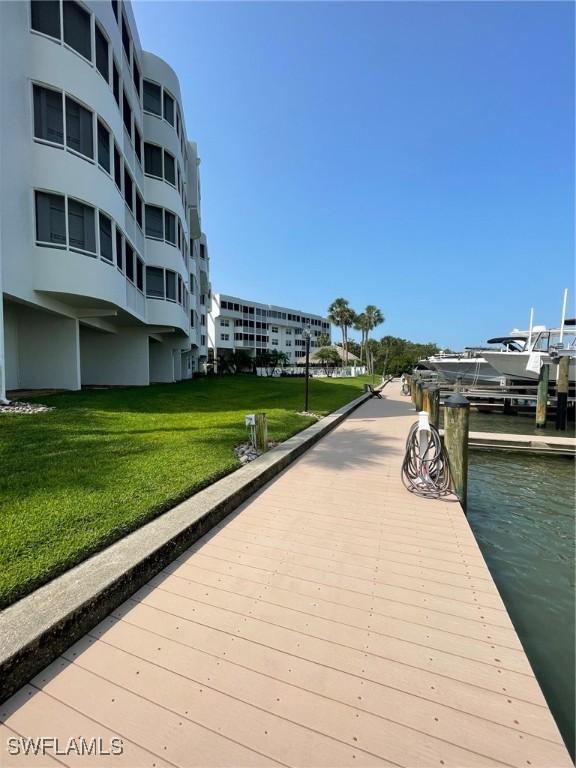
[
  {"left": 1, "top": 382, "right": 572, "bottom": 767},
  {"left": 467, "top": 431, "right": 576, "bottom": 456}
]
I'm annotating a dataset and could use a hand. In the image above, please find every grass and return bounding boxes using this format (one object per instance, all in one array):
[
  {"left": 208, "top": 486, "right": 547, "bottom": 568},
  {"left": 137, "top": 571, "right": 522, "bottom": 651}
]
[{"left": 0, "top": 374, "right": 372, "bottom": 608}]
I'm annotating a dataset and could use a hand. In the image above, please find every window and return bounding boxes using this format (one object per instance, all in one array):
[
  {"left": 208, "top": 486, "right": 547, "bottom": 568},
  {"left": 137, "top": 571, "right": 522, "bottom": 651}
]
[
  {"left": 135, "top": 193, "right": 143, "bottom": 228},
  {"left": 146, "top": 267, "right": 164, "bottom": 298},
  {"left": 163, "top": 92, "right": 174, "bottom": 125},
  {"left": 190, "top": 312, "right": 195, "bottom": 327},
  {"left": 177, "top": 275, "right": 182, "bottom": 304},
  {"left": 144, "top": 143, "right": 162, "bottom": 177},
  {"left": 99, "top": 212, "right": 113, "bottom": 262},
  {"left": 201, "top": 335, "right": 206, "bottom": 347},
  {"left": 221, "top": 319, "right": 230, "bottom": 327},
  {"left": 220, "top": 333, "right": 229, "bottom": 341},
  {"left": 95, "top": 25, "right": 109, "bottom": 82},
  {"left": 164, "top": 151, "right": 175, "bottom": 185},
  {"left": 121, "top": 14, "right": 130, "bottom": 62},
  {"left": 201, "top": 314, "right": 206, "bottom": 327},
  {"left": 113, "top": 144, "right": 122, "bottom": 189},
  {"left": 65, "top": 96, "right": 93, "bottom": 159},
  {"left": 272, "top": 339, "right": 279, "bottom": 346},
  {"left": 112, "top": 60, "right": 120, "bottom": 106},
  {"left": 286, "top": 340, "right": 292, "bottom": 346},
  {"left": 33, "top": 85, "right": 64, "bottom": 145},
  {"left": 122, "top": 91, "right": 132, "bottom": 137},
  {"left": 111, "top": 0, "right": 118, "bottom": 21},
  {"left": 164, "top": 211, "right": 176, "bottom": 245},
  {"left": 165, "top": 271, "right": 176, "bottom": 301},
  {"left": 31, "top": 0, "right": 60, "bottom": 39},
  {"left": 200, "top": 243, "right": 206, "bottom": 259},
  {"left": 271, "top": 326, "right": 279, "bottom": 333},
  {"left": 68, "top": 198, "right": 95, "bottom": 253},
  {"left": 97, "top": 120, "right": 110, "bottom": 173},
  {"left": 136, "top": 256, "right": 143, "bottom": 291},
  {"left": 145, "top": 205, "right": 163, "bottom": 239},
  {"left": 35, "top": 191, "right": 66, "bottom": 245},
  {"left": 134, "top": 125, "right": 142, "bottom": 164},
  {"left": 133, "top": 60, "right": 141, "bottom": 98},
  {"left": 115, "top": 227, "right": 123, "bottom": 270},
  {"left": 125, "top": 242, "right": 134, "bottom": 281},
  {"left": 123, "top": 168, "right": 133, "bottom": 211},
  {"left": 143, "top": 80, "right": 161, "bottom": 116},
  {"left": 63, "top": 1, "right": 91, "bottom": 60}
]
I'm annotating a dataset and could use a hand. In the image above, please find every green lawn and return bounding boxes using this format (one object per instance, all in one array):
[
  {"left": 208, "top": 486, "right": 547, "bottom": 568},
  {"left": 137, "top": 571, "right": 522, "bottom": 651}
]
[{"left": 0, "top": 374, "right": 372, "bottom": 608}]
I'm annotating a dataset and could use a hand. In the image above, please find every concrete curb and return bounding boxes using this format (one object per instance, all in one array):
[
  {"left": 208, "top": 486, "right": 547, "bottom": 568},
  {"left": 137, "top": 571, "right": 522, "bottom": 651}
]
[{"left": 0, "top": 389, "right": 372, "bottom": 704}]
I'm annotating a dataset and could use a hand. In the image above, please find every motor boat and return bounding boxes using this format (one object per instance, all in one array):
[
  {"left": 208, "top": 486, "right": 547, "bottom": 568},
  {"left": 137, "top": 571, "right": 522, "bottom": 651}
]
[
  {"left": 420, "top": 335, "right": 528, "bottom": 386},
  {"left": 483, "top": 322, "right": 576, "bottom": 383}
]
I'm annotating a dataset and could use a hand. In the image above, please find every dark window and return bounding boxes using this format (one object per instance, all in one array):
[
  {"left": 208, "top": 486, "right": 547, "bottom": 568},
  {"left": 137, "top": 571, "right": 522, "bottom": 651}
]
[
  {"left": 163, "top": 92, "right": 174, "bottom": 125},
  {"left": 99, "top": 212, "right": 113, "bottom": 261},
  {"left": 121, "top": 14, "right": 130, "bottom": 61},
  {"left": 65, "top": 96, "right": 93, "bottom": 158},
  {"left": 97, "top": 120, "right": 110, "bottom": 172},
  {"left": 134, "top": 125, "right": 142, "bottom": 164},
  {"left": 63, "top": 1, "right": 91, "bottom": 60},
  {"left": 145, "top": 205, "right": 163, "bottom": 239},
  {"left": 113, "top": 143, "right": 122, "bottom": 189},
  {"left": 165, "top": 270, "right": 176, "bottom": 301},
  {"left": 31, "top": 0, "right": 60, "bottom": 39},
  {"left": 146, "top": 267, "right": 164, "bottom": 298},
  {"left": 136, "top": 257, "right": 143, "bottom": 291},
  {"left": 95, "top": 25, "right": 109, "bottom": 82},
  {"left": 68, "top": 198, "right": 96, "bottom": 253},
  {"left": 115, "top": 227, "right": 123, "bottom": 270},
  {"left": 177, "top": 275, "right": 182, "bottom": 304},
  {"left": 133, "top": 60, "right": 141, "bottom": 98},
  {"left": 33, "top": 85, "right": 64, "bottom": 144},
  {"left": 125, "top": 242, "right": 134, "bottom": 281},
  {"left": 164, "top": 211, "right": 176, "bottom": 244},
  {"left": 164, "top": 151, "right": 175, "bottom": 185},
  {"left": 111, "top": 0, "right": 118, "bottom": 21},
  {"left": 112, "top": 60, "right": 120, "bottom": 106},
  {"left": 124, "top": 169, "right": 133, "bottom": 210},
  {"left": 144, "top": 143, "right": 162, "bottom": 177},
  {"left": 35, "top": 191, "right": 66, "bottom": 245},
  {"left": 122, "top": 91, "right": 132, "bottom": 137},
  {"left": 143, "top": 80, "right": 161, "bottom": 116},
  {"left": 135, "top": 193, "right": 142, "bottom": 228}
]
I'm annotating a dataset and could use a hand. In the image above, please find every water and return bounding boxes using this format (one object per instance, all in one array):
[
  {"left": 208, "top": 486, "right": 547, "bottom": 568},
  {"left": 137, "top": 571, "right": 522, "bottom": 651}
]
[
  {"left": 439, "top": 409, "right": 576, "bottom": 437},
  {"left": 467, "top": 451, "right": 575, "bottom": 757}
]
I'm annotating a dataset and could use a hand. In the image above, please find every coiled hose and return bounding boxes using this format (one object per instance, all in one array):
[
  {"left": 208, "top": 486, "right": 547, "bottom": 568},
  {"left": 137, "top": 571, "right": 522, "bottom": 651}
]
[{"left": 401, "top": 419, "right": 451, "bottom": 499}]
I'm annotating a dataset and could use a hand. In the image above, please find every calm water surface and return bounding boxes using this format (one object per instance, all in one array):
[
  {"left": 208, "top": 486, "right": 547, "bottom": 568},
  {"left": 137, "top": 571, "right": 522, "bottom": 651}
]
[{"left": 467, "top": 450, "right": 575, "bottom": 757}]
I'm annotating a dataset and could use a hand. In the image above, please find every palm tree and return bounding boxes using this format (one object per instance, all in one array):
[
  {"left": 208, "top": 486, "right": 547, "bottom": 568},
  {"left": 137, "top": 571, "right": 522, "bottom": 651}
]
[
  {"left": 328, "top": 298, "right": 356, "bottom": 364},
  {"left": 353, "top": 312, "right": 370, "bottom": 365},
  {"left": 364, "top": 305, "right": 385, "bottom": 374}
]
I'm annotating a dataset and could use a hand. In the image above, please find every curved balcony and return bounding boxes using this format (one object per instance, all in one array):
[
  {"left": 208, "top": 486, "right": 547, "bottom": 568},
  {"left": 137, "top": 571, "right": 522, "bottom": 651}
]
[{"left": 146, "top": 297, "right": 189, "bottom": 334}]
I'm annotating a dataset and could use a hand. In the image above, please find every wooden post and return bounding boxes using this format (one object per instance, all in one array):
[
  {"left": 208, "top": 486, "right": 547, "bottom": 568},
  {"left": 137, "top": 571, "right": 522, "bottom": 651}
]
[
  {"left": 255, "top": 413, "right": 268, "bottom": 451},
  {"left": 428, "top": 385, "right": 440, "bottom": 428},
  {"left": 555, "top": 357, "right": 570, "bottom": 431},
  {"left": 455, "top": 375, "right": 463, "bottom": 393},
  {"left": 421, "top": 384, "right": 430, "bottom": 415},
  {"left": 535, "top": 364, "right": 549, "bottom": 429},
  {"left": 443, "top": 393, "right": 470, "bottom": 511},
  {"left": 414, "top": 380, "right": 423, "bottom": 412}
]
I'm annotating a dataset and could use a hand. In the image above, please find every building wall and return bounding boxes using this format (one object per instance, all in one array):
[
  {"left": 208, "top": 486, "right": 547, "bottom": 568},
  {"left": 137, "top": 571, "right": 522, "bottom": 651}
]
[{"left": 0, "top": 0, "right": 211, "bottom": 396}]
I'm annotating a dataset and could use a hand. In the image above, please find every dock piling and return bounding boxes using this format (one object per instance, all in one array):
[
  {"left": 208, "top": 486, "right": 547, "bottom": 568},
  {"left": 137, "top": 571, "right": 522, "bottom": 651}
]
[
  {"left": 555, "top": 357, "right": 570, "bottom": 431},
  {"left": 428, "top": 385, "right": 440, "bottom": 428},
  {"left": 536, "top": 364, "right": 549, "bottom": 429},
  {"left": 443, "top": 393, "right": 470, "bottom": 511},
  {"left": 421, "top": 384, "right": 430, "bottom": 415}
]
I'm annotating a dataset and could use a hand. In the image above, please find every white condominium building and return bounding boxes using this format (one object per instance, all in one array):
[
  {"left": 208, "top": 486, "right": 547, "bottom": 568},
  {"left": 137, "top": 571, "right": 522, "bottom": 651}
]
[
  {"left": 0, "top": 0, "right": 210, "bottom": 399},
  {"left": 208, "top": 293, "right": 331, "bottom": 367}
]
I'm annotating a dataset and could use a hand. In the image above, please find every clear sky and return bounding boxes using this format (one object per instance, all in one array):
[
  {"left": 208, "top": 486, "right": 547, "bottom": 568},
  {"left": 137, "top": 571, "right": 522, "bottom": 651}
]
[{"left": 133, "top": 0, "right": 574, "bottom": 349}]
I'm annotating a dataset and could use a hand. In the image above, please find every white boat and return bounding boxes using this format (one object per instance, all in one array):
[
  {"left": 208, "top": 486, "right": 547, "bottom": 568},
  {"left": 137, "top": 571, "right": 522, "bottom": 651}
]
[
  {"left": 483, "top": 324, "right": 576, "bottom": 383},
  {"left": 421, "top": 335, "right": 527, "bottom": 386}
]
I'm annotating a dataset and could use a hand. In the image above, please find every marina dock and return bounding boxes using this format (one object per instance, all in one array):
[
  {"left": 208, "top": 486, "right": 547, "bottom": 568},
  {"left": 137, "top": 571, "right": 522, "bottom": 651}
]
[{"left": 1, "top": 382, "right": 572, "bottom": 767}]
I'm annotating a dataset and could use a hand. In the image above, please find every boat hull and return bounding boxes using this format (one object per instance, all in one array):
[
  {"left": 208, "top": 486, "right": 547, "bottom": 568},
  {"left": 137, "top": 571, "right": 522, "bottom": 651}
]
[
  {"left": 427, "top": 358, "right": 503, "bottom": 385},
  {"left": 482, "top": 352, "right": 576, "bottom": 383}
]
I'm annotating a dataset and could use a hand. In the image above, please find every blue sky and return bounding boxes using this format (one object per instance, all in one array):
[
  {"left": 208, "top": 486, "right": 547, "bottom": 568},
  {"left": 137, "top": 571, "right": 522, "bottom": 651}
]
[{"left": 133, "top": 1, "right": 574, "bottom": 349}]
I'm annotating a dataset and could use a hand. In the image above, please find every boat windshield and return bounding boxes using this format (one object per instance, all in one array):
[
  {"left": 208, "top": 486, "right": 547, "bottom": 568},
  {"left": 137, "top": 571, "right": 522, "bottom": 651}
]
[{"left": 532, "top": 330, "right": 576, "bottom": 351}]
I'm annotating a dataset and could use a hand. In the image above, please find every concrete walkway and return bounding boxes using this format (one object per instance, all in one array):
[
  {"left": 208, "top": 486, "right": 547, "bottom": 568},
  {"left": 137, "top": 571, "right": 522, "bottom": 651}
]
[{"left": 1, "top": 383, "right": 571, "bottom": 767}]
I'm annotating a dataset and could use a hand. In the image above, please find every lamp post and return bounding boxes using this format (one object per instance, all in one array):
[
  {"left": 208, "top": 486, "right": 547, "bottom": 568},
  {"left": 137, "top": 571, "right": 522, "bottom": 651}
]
[{"left": 302, "top": 326, "right": 311, "bottom": 412}]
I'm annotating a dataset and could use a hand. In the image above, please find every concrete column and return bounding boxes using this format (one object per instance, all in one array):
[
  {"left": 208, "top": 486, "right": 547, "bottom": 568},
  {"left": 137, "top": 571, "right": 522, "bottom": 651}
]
[
  {"left": 80, "top": 327, "right": 149, "bottom": 386},
  {"left": 18, "top": 309, "right": 81, "bottom": 390}
]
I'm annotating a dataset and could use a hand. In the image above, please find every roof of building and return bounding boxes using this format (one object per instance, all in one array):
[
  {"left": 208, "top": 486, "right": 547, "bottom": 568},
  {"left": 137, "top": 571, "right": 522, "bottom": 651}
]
[{"left": 295, "top": 345, "right": 361, "bottom": 364}]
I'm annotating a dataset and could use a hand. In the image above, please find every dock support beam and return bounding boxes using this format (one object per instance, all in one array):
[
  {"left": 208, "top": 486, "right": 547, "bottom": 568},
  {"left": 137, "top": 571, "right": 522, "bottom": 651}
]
[
  {"left": 443, "top": 393, "right": 470, "bottom": 512},
  {"left": 555, "top": 357, "right": 570, "bottom": 431},
  {"left": 428, "top": 385, "right": 440, "bottom": 428},
  {"left": 414, "top": 380, "right": 424, "bottom": 412},
  {"left": 421, "top": 384, "right": 430, "bottom": 415},
  {"left": 535, "top": 364, "right": 549, "bottom": 429},
  {"left": 255, "top": 413, "right": 268, "bottom": 452}
]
